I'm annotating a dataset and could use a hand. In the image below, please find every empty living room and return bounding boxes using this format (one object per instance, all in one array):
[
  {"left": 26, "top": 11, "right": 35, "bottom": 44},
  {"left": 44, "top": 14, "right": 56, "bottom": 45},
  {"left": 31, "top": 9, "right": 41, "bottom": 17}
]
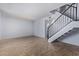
[{"left": 0, "top": 2, "right": 79, "bottom": 56}]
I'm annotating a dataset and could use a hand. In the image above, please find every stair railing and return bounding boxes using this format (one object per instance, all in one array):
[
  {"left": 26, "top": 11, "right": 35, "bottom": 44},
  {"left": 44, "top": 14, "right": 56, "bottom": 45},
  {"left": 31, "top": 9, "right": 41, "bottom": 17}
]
[{"left": 47, "top": 3, "right": 77, "bottom": 39}]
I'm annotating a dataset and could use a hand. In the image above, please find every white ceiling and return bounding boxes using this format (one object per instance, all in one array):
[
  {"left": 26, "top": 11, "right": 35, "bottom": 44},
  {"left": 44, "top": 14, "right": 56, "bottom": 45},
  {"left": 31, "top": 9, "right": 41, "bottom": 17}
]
[{"left": 0, "top": 3, "right": 65, "bottom": 20}]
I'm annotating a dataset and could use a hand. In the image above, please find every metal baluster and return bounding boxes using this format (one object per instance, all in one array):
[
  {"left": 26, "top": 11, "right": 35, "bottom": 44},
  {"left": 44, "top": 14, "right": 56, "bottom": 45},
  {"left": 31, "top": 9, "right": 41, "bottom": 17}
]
[
  {"left": 73, "top": 5, "right": 74, "bottom": 21},
  {"left": 70, "top": 6, "right": 71, "bottom": 21},
  {"left": 76, "top": 3, "right": 77, "bottom": 21},
  {"left": 47, "top": 25, "right": 49, "bottom": 39}
]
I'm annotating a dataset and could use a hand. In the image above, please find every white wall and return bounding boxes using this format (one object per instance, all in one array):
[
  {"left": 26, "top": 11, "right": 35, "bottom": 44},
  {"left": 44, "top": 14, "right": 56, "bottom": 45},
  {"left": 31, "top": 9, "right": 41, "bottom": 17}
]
[
  {"left": 0, "top": 11, "right": 33, "bottom": 39},
  {"left": 33, "top": 18, "right": 46, "bottom": 38},
  {"left": 0, "top": 12, "right": 2, "bottom": 39},
  {"left": 0, "top": 9, "right": 46, "bottom": 39}
]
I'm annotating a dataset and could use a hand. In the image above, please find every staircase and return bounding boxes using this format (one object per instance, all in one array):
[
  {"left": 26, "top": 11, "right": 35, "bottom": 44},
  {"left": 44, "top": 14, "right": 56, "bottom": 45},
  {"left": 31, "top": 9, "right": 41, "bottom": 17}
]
[{"left": 47, "top": 3, "right": 79, "bottom": 43}]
